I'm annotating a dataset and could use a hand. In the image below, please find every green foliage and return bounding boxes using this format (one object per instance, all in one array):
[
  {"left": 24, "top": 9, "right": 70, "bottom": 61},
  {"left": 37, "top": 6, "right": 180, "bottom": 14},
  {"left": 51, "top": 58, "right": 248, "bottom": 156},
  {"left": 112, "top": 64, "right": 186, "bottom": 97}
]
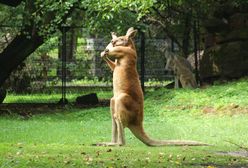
[
  {"left": 81, "top": 0, "right": 151, "bottom": 35},
  {"left": 1, "top": 0, "right": 153, "bottom": 38},
  {"left": 35, "top": 36, "right": 59, "bottom": 55},
  {"left": 0, "top": 3, "right": 23, "bottom": 26},
  {"left": 4, "top": 63, "right": 42, "bottom": 93},
  {"left": 1, "top": 0, "right": 246, "bottom": 39}
]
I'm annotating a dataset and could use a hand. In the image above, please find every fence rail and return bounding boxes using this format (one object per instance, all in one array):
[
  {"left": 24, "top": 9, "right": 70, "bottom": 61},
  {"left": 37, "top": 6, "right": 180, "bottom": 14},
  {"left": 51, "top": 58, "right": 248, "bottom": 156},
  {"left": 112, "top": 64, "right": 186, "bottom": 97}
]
[{"left": 1, "top": 28, "right": 176, "bottom": 104}]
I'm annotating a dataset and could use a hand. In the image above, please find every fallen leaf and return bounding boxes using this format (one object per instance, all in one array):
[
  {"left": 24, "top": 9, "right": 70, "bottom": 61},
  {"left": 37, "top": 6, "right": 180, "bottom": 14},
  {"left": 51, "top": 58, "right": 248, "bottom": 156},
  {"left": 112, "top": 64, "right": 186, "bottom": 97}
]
[
  {"left": 64, "top": 160, "right": 71, "bottom": 164},
  {"left": 145, "top": 157, "right": 150, "bottom": 163},
  {"left": 85, "top": 156, "right": 93, "bottom": 162},
  {"left": 207, "top": 166, "right": 216, "bottom": 168},
  {"left": 81, "top": 152, "right": 86, "bottom": 155},
  {"left": 175, "top": 161, "right": 181, "bottom": 165},
  {"left": 96, "top": 151, "right": 101, "bottom": 156},
  {"left": 16, "top": 151, "right": 22, "bottom": 155},
  {"left": 159, "top": 152, "right": 164, "bottom": 156},
  {"left": 107, "top": 149, "right": 112, "bottom": 152}
]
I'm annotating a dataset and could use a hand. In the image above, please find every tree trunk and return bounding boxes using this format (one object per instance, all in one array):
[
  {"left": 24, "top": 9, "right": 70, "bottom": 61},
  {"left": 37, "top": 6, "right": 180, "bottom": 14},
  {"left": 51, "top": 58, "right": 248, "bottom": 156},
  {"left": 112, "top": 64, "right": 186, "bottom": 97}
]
[
  {"left": 182, "top": 10, "right": 192, "bottom": 57},
  {"left": 0, "top": 1, "right": 78, "bottom": 87},
  {"left": 0, "top": 29, "right": 43, "bottom": 86}
]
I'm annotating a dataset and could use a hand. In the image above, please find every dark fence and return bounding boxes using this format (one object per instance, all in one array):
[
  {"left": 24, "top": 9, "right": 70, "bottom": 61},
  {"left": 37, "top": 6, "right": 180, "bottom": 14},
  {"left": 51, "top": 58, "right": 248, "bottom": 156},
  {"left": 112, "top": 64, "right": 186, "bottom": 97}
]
[{"left": 1, "top": 28, "right": 176, "bottom": 104}]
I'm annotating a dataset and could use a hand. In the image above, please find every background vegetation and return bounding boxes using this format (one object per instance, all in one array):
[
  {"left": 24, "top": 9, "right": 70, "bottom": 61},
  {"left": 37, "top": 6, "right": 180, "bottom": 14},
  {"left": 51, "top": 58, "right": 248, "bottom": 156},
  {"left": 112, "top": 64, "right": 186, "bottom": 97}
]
[{"left": 1, "top": 0, "right": 248, "bottom": 93}]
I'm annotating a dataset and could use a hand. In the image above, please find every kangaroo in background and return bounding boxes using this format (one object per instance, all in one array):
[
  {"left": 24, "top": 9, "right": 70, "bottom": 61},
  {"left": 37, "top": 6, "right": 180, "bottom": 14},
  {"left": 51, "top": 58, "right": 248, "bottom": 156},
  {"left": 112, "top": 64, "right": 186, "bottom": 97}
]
[
  {"left": 165, "top": 53, "right": 197, "bottom": 88},
  {"left": 96, "top": 27, "right": 206, "bottom": 146}
]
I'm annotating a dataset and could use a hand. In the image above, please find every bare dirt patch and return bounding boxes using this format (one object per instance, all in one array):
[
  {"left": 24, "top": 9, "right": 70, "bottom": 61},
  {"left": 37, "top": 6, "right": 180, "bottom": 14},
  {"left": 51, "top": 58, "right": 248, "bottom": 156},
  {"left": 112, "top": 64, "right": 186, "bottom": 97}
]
[
  {"left": 216, "top": 150, "right": 248, "bottom": 158},
  {"left": 202, "top": 104, "right": 248, "bottom": 115}
]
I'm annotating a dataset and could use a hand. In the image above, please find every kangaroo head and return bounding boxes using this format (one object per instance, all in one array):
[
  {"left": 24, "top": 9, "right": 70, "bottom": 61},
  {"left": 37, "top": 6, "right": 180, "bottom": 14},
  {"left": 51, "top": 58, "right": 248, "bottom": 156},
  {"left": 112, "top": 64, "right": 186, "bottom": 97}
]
[
  {"left": 165, "top": 54, "right": 175, "bottom": 70},
  {"left": 110, "top": 27, "right": 137, "bottom": 48}
]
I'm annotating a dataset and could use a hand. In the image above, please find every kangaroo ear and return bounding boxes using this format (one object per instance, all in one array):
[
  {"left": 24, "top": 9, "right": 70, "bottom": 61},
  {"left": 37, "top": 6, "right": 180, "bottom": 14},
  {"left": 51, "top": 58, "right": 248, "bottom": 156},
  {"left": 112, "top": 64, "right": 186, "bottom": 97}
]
[
  {"left": 111, "top": 32, "right": 117, "bottom": 39},
  {"left": 164, "top": 54, "right": 169, "bottom": 59},
  {"left": 166, "top": 53, "right": 173, "bottom": 60},
  {"left": 126, "top": 27, "right": 137, "bottom": 39}
]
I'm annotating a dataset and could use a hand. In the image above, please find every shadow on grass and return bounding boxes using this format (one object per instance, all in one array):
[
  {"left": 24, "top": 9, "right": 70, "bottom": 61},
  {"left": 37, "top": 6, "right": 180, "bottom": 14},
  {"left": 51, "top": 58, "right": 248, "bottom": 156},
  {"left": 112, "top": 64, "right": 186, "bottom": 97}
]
[
  {"left": 186, "top": 163, "right": 248, "bottom": 168},
  {"left": 0, "top": 99, "right": 110, "bottom": 118}
]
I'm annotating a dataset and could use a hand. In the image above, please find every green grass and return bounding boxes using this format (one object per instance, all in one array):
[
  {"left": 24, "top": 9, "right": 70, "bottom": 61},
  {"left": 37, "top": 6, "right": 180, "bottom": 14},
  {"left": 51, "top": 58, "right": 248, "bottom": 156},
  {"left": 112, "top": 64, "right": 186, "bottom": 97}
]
[
  {"left": 1, "top": 78, "right": 248, "bottom": 167},
  {"left": 4, "top": 91, "right": 112, "bottom": 103}
]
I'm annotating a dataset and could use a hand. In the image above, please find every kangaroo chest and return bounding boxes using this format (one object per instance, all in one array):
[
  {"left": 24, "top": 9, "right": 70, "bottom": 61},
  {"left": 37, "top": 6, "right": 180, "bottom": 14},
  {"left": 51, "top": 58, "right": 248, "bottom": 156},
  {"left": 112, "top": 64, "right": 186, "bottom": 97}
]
[{"left": 112, "top": 65, "right": 140, "bottom": 97}]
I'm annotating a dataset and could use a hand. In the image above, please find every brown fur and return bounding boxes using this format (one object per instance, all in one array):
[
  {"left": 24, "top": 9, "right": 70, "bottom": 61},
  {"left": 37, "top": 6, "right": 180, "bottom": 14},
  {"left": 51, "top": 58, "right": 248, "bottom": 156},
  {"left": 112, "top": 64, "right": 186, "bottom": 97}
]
[
  {"left": 165, "top": 54, "right": 197, "bottom": 88},
  {"left": 94, "top": 27, "right": 207, "bottom": 146}
]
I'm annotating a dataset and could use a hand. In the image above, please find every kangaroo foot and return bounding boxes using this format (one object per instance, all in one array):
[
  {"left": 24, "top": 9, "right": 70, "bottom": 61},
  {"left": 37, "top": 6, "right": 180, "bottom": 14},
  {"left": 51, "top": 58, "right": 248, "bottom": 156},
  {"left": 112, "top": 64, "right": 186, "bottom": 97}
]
[{"left": 92, "top": 142, "right": 123, "bottom": 147}]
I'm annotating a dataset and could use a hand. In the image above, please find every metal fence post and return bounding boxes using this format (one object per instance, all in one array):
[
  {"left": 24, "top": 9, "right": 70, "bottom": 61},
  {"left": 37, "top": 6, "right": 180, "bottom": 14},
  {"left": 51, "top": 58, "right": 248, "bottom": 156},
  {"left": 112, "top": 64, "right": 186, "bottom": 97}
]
[
  {"left": 59, "top": 26, "right": 69, "bottom": 105},
  {"left": 193, "top": 19, "right": 200, "bottom": 85}
]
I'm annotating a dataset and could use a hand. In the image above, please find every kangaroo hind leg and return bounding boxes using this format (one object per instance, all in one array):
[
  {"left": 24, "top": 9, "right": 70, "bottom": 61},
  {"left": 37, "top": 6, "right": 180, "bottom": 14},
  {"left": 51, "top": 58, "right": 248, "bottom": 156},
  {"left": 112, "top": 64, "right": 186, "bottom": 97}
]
[
  {"left": 113, "top": 95, "right": 129, "bottom": 146},
  {"left": 110, "top": 98, "right": 117, "bottom": 143},
  {"left": 92, "top": 98, "right": 120, "bottom": 146}
]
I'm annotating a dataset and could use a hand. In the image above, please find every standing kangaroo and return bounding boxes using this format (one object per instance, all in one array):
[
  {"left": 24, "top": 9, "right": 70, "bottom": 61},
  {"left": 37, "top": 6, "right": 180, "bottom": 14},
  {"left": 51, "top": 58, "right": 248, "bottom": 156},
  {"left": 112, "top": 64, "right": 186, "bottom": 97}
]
[
  {"left": 96, "top": 27, "right": 206, "bottom": 146},
  {"left": 165, "top": 54, "right": 197, "bottom": 88}
]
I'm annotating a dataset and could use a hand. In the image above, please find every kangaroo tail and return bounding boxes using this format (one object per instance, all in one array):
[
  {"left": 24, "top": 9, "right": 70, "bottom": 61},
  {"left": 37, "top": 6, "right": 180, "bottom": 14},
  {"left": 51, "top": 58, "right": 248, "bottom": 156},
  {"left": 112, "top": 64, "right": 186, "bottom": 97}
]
[{"left": 128, "top": 125, "right": 208, "bottom": 146}]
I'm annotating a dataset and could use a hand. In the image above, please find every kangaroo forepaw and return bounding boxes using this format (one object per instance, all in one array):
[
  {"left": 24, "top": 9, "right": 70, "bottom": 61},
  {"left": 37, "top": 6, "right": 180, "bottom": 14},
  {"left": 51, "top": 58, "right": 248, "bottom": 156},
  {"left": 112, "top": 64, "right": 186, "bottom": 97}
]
[{"left": 100, "top": 49, "right": 109, "bottom": 58}]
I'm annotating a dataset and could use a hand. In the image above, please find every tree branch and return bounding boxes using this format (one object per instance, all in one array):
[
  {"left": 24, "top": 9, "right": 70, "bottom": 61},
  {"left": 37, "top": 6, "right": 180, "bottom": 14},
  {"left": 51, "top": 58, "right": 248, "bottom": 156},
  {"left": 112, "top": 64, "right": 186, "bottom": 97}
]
[
  {"left": 145, "top": 16, "right": 182, "bottom": 50},
  {"left": 151, "top": 7, "right": 169, "bottom": 20},
  {"left": 0, "top": 0, "right": 23, "bottom": 7}
]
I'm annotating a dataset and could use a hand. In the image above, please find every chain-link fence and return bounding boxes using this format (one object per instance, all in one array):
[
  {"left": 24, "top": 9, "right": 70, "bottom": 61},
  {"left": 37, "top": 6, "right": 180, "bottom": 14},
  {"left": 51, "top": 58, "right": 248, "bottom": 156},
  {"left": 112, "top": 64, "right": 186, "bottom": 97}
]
[{"left": 1, "top": 28, "right": 175, "bottom": 104}]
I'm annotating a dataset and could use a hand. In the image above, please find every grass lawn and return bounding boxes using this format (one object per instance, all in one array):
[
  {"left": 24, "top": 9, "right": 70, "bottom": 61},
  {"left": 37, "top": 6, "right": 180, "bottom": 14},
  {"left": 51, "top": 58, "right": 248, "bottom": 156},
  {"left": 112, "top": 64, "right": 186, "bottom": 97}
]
[
  {"left": 0, "top": 78, "right": 248, "bottom": 167},
  {"left": 3, "top": 90, "right": 112, "bottom": 104}
]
